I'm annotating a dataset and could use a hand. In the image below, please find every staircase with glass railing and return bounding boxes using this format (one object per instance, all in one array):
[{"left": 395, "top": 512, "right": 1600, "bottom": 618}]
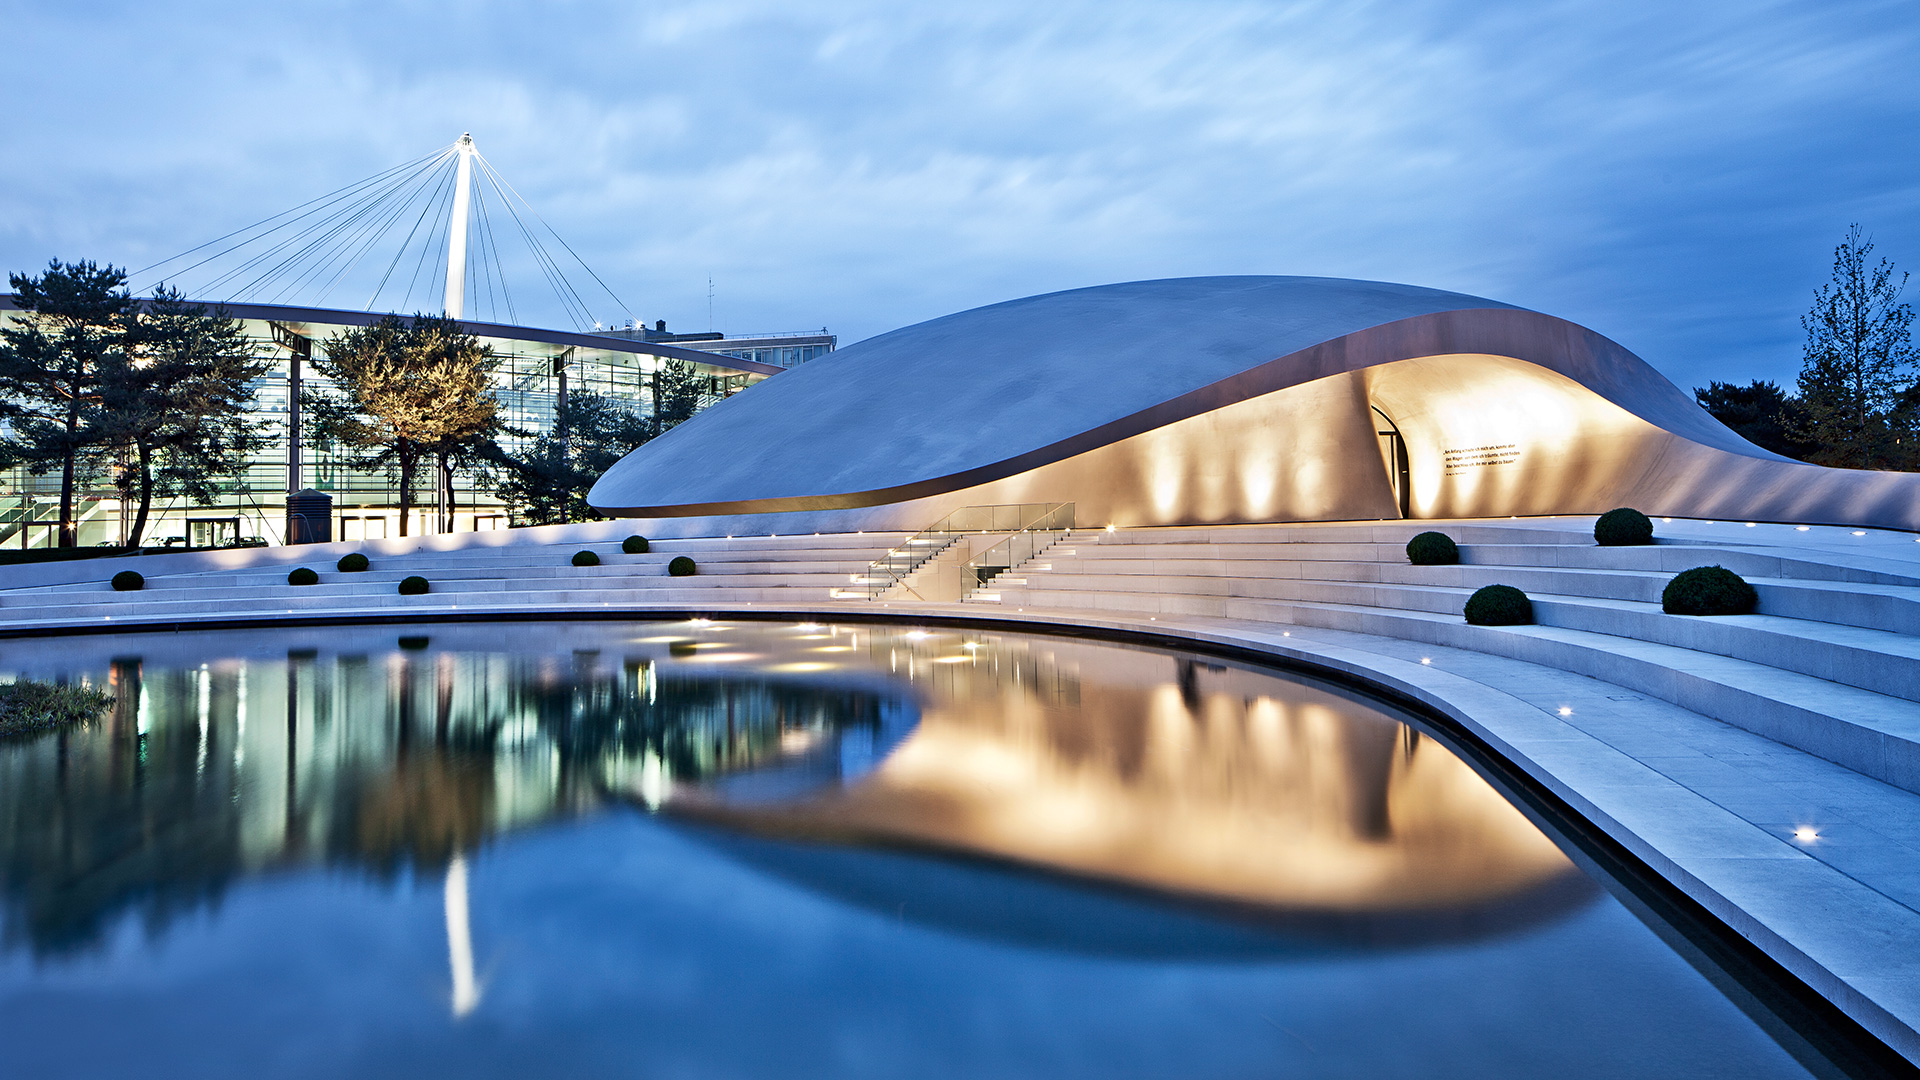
[{"left": 860, "top": 503, "right": 1074, "bottom": 601}]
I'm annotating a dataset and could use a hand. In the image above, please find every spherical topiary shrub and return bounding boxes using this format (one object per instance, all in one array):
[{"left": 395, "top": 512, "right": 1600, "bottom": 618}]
[
  {"left": 398, "top": 575, "right": 430, "bottom": 596},
  {"left": 1595, "top": 507, "right": 1655, "bottom": 547},
  {"left": 572, "top": 549, "right": 601, "bottom": 567},
  {"left": 667, "top": 556, "right": 697, "bottom": 577},
  {"left": 1662, "top": 565, "right": 1757, "bottom": 616},
  {"left": 110, "top": 570, "right": 145, "bottom": 592},
  {"left": 1406, "top": 531, "right": 1460, "bottom": 566},
  {"left": 337, "top": 552, "right": 370, "bottom": 573},
  {"left": 287, "top": 567, "right": 319, "bottom": 586},
  {"left": 1464, "top": 584, "right": 1533, "bottom": 626},
  {"left": 622, "top": 535, "right": 650, "bottom": 555}
]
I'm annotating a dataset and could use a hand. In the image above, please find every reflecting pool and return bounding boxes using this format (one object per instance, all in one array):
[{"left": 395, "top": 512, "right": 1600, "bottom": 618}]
[{"left": 0, "top": 621, "right": 1846, "bottom": 1077}]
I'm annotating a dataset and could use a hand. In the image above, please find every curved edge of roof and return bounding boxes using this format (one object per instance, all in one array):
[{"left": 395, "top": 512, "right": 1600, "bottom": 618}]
[
  {"left": 0, "top": 296, "right": 784, "bottom": 376},
  {"left": 589, "top": 302, "right": 1766, "bottom": 517}
]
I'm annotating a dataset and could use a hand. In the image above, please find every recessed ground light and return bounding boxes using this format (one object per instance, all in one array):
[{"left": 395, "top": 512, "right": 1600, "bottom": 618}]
[
  {"left": 1420, "top": 657, "right": 1431, "bottom": 665},
  {"left": 1282, "top": 631, "right": 1291, "bottom": 637},
  {"left": 1853, "top": 531, "right": 1867, "bottom": 537},
  {"left": 1106, "top": 524, "right": 1116, "bottom": 533},
  {"left": 1797, "top": 526, "right": 1811, "bottom": 532},
  {"left": 1557, "top": 706, "right": 1573, "bottom": 716},
  {"left": 1794, "top": 827, "right": 1819, "bottom": 843},
  {"left": 1745, "top": 522, "right": 1757, "bottom": 527},
  {"left": 1663, "top": 518, "right": 1672, "bottom": 522}
]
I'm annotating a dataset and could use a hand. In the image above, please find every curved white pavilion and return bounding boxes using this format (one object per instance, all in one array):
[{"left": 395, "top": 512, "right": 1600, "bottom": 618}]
[{"left": 590, "top": 275, "right": 1920, "bottom": 533}]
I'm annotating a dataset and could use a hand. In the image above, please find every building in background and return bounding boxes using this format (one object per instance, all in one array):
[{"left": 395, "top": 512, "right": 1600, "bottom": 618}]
[
  {"left": 593, "top": 320, "right": 836, "bottom": 370},
  {"left": 0, "top": 298, "right": 779, "bottom": 549}
]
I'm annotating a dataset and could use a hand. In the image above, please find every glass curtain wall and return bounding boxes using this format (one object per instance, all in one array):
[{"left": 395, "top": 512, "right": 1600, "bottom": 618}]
[{"left": 0, "top": 315, "right": 763, "bottom": 548}]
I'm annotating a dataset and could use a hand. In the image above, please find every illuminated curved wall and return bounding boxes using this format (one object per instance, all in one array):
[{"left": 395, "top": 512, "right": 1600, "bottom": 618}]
[{"left": 590, "top": 276, "right": 1920, "bottom": 532}]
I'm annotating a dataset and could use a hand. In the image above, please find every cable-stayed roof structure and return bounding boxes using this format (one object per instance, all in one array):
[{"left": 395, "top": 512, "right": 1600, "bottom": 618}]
[{"left": 131, "top": 135, "right": 635, "bottom": 332}]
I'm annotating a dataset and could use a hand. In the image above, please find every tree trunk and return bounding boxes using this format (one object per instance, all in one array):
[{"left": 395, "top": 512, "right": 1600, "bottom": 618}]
[
  {"left": 127, "top": 442, "right": 155, "bottom": 548},
  {"left": 437, "top": 452, "right": 454, "bottom": 533},
  {"left": 58, "top": 390, "right": 78, "bottom": 548},
  {"left": 397, "top": 443, "right": 414, "bottom": 538}
]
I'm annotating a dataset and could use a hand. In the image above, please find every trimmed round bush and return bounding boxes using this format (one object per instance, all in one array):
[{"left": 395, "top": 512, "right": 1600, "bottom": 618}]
[
  {"left": 1406, "top": 531, "right": 1460, "bottom": 566},
  {"left": 1464, "top": 584, "right": 1533, "bottom": 625},
  {"left": 397, "top": 575, "right": 430, "bottom": 596},
  {"left": 622, "top": 535, "right": 650, "bottom": 554},
  {"left": 667, "top": 556, "right": 697, "bottom": 577},
  {"left": 1663, "top": 565, "right": 1756, "bottom": 616},
  {"left": 336, "top": 552, "right": 370, "bottom": 573},
  {"left": 1595, "top": 507, "right": 1655, "bottom": 547},
  {"left": 110, "top": 570, "right": 145, "bottom": 592},
  {"left": 287, "top": 567, "right": 319, "bottom": 586},
  {"left": 572, "top": 549, "right": 601, "bottom": 567}
]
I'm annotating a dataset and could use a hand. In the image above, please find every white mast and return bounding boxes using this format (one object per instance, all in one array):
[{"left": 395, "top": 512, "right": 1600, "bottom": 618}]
[{"left": 443, "top": 134, "right": 475, "bottom": 319}]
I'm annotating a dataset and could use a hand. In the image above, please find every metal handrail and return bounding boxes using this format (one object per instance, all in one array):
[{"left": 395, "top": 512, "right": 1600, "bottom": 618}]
[
  {"left": 961, "top": 503, "right": 1075, "bottom": 599},
  {"left": 864, "top": 503, "right": 1072, "bottom": 599}
]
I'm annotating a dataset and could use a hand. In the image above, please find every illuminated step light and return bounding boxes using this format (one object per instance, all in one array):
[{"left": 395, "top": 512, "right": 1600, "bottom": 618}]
[
  {"left": 1794, "top": 826, "right": 1819, "bottom": 843},
  {"left": 1557, "top": 706, "right": 1573, "bottom": 716}
]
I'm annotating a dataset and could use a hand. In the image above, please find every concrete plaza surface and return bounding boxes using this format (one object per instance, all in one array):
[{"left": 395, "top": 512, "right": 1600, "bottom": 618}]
[{"left": 2, "top": 515, "right": 1918, "bottom": 1061}]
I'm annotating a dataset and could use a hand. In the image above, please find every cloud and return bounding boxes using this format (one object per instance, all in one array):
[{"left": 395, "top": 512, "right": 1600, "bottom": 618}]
[{"left": 2, "top": 0, "right": 1917, "bottom": 389}]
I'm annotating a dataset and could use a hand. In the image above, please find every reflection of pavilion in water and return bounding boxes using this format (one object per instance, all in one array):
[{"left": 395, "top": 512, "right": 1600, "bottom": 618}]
[
  {"left": 0, "top": 642, "right": 904, "bottom": 1009},
  {"left": 677, "top": 633, "right": 1590, "bottom": 942}
]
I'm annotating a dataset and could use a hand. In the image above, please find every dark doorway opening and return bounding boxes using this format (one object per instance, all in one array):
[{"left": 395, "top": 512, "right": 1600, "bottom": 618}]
[{"left": 1372, "top": 406, "right": 1411, "bottom": 518}]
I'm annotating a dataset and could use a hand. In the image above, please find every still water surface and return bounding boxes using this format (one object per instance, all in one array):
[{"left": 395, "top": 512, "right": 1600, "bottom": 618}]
[{"left": 0, "top": 620, "right": 1834, "bottom": 1078}]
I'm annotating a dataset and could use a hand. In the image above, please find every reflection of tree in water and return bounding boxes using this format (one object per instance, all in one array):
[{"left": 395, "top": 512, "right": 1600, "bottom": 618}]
[{"left": 0, "top": 650, "right": 895, "bottom": 956}]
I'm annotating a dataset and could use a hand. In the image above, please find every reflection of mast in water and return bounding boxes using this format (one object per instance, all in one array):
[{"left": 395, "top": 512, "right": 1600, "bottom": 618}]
[{"left": 446, "top": 854, "right": 481, "bottom": 1018}]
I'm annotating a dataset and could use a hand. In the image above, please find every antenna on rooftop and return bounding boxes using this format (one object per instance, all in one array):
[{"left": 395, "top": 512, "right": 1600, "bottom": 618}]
[{"left": 131, "top": 134, "right": 636, "bottom": 332}]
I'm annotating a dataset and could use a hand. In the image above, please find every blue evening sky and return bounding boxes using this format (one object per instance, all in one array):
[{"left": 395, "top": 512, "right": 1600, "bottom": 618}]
[{"left": 1, "top": 0, "right": 1916, "bottom": 391}]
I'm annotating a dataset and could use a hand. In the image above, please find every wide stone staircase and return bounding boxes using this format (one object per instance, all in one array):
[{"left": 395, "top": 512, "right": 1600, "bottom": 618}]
[
  {"left": 0, "top": 531, "right": 909, "bottom": 624},
  {"left": 976, "top": 519, "right": 1920, "bottom": 794}
]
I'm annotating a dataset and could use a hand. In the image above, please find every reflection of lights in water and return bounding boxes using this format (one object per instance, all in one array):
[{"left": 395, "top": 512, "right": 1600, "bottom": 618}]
[
  {"left": 812, "top": 646, "right": 853, "bottom": 653},
  {"left": 796, "top": 623, "right": 821, "bottom": 632},
  {"left": 631, "top": 636, "right": 691, "bottom": 644},
  {"left": 934, "top": 656, "right": 971, "bottom": 664},
  {"left": 684, "top": 653, "right": 758, "bottom": 664},
  {"left": 446, "top": 854, "right": 481, "bottom": 1018},
  {"left": 780, "top": 730, "right": 822, "bottom": 753},
  {"left": 769, "top": 662, "right": 835, "bottom": 673},
  {"left": 905, "top": 631, "right": 930, "bottom": 641},
  {"left": 636, "top": 751, "right": 670, "bottom": 809}
]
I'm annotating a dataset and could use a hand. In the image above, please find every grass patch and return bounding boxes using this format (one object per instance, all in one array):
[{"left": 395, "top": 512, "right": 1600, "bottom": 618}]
[{"left": 0, "top": 679, "right": 114, "bottom": 738}]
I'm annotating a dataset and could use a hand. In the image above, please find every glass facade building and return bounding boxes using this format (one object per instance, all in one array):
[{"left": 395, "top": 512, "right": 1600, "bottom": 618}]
[
  {"left": 0, "top": 300, "right": 779, "bottom": 547},
  {"left": 590, "top": 324, "right": 836, "bottom": 370}
]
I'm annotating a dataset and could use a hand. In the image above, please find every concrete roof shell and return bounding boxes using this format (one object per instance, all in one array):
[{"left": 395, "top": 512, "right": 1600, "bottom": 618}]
[{"left": 589, "top": 275, "right": 1762, "bottom": 516}]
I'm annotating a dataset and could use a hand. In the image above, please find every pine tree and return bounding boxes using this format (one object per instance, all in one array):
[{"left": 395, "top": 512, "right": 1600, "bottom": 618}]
[
  {"left": 483, "top": 390, "right": 653, "bottom": 525},
  {"left": 1795, "top": 225, "right": 1918, "bottom": 469},
  {"left": 104, "top": 288, "right": 273, "bottom": 546},
  {"left": 307, "top": 315, "right": 497, "bottom": 536},
  {"left": 0, "top": 261, "right": 135, "bottom": 546}
]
